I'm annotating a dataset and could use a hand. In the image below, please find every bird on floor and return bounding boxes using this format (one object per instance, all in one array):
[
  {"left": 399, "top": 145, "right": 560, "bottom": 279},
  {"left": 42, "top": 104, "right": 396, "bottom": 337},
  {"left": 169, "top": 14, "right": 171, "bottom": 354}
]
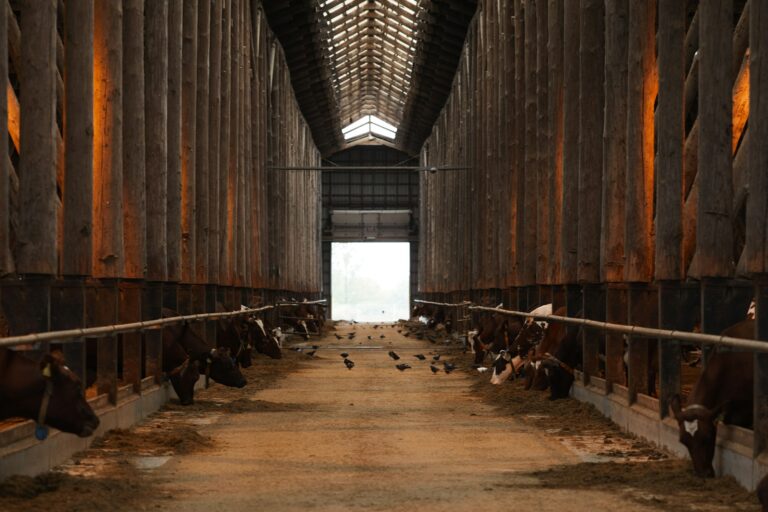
[
  {"left": 344, "top": 358, "right": 355, "bottom": 370},
  {"left": 388, "top": 351, "right": 400, "bottom": 360},
  {"left": 395, "top": 363, "right": 411, "bottom": 371}
]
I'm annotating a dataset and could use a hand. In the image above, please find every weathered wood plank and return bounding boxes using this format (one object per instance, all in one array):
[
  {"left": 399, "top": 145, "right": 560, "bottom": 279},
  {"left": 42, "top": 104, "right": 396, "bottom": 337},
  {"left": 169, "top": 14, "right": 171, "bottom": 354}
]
[
  {"left": 145, "top": 0, "right": 168, "bottom": 282},
  {"left": 18, "top": 0, "right": 58, "bottom": 275},
  {"left": 696, "top": 0, "right": 733, "bottom": 277},
  {"left": 194, "top": 0, "right": 210, "bottom": 284},
  {"left": 560, "top": 0, "right": 579, "bottom": 284},
  {"left": 122, "top": 0, "right": 146, "bottom": 279},
  {"left": 624, "top": 0, "right": 657, "bottom": 282},
  {"left": 181, "top": 0, "right": 198, "bottom": 283},
  {"left": 62, "top": 0, "right": 93, "bottom": 277},
  {"left": 655, "top": 0, "right": 685, "bottom": 281},
  {"left": 576, "top": 0, "right": 604, "bottom": 283},
  {"left": 0, "top": 1, "right": 10, "bottom": 276},
  {"left": 167, "top": 0, "right": 182, "bottom": 282}
]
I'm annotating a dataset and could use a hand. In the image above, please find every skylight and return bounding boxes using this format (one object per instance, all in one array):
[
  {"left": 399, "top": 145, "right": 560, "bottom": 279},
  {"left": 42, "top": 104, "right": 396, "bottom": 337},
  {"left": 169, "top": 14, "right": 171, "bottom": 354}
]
[{"left": 342, "top": 115, "right": 398, "bottom": 141}]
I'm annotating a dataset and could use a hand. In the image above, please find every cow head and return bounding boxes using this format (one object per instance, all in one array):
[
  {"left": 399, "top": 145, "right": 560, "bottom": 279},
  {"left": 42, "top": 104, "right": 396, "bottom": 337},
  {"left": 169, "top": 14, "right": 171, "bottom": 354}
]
[
  {"left": 247, "top": 317, "right": 282, "bottom": 359},
  {"left": 168, "top": 358, "right": 200, "bottom": 406},
  {"left": 205, "top": 348, "right": 247, "bottom": 388},
  {"left": 490, "top": 351, "right": 514, "bottom": 385},
  {"left": 39, "top": 353, "right": 100, "bottom": 437},
  {"left": 670, "top": 395, "right": 719, "bottom": 477},
  {"left": 513, "top": 320, "right": 546, "bottom": 357}
]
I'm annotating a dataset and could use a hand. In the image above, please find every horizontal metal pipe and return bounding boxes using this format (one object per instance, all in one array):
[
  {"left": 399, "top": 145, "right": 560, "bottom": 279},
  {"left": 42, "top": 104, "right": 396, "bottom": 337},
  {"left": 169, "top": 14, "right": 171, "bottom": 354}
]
[
  {"left": 277, "top": 300, "right": 327, "bottom": 307},
  {"left": 469, "top": 306, "right": 768, "bottom": 352},
  {"left": 0, "top": 306, "right": 274, "bottom": 349},
  {"left": 268, "top": 166, "right": 470, "bottom": 172},
  {"left": 414, "top": 299, "right": 472, "bottom": 307}
]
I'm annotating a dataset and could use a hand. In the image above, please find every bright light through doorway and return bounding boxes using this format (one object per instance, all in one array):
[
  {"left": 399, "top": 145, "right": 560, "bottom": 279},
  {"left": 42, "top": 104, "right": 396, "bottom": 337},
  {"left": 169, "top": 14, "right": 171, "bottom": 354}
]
[{"left": 331, "top": 243, "right": 410, "bottom": 322}]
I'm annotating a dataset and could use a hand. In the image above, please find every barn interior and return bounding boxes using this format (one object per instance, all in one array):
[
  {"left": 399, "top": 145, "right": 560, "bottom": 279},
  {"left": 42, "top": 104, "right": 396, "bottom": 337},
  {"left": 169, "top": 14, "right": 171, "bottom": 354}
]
[{"left": 0, "top": 0, "right": 767, "bottom": 510}]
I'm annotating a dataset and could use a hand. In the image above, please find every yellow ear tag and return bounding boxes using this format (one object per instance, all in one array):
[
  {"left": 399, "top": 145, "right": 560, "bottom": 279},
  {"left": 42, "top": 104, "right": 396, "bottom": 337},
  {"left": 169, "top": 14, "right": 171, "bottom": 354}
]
[{"left": 42, "top": 364, "right": 52, "bottom": 378}]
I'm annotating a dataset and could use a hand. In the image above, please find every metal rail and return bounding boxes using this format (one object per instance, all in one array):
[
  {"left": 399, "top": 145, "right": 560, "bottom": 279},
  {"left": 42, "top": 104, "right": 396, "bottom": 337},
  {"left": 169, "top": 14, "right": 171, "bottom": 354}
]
[
  {"left": 0, "top": 306, "right": 274, "bottom": 349},
  {"left": 469, "top": 305, "right": 768, "bottom": 353},
  {"left": 277, "top": 299, "right": 327, "bottom": 307},
  {"left": 413, "top": 299, "right": 472, "bottom": 307}
]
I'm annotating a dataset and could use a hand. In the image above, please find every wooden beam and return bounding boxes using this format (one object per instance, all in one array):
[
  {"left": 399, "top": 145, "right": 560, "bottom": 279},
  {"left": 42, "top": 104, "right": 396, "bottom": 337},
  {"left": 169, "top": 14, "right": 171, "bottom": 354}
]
[
  {"left": 18, "top": 0, "right": 58, "bottom": 275},
  {"left": 601, "top": 0, "right": 628, "bottom": 283},
  {"left": 122, "top": 0, "right": 146, "bottom": 279},
  {"left": 181, "top": 0, "right": 197, "bottom": 283},
  {"left": 576, "top": 0, "right": 604, "bottom": 283},
  {"left": 145, "top": 0, "right": 168, "bottom": 282},
  {"left": 523, "top": 0, "right": 536, "bottom": 286},
  {"left": 536, "top": 0, "right": 549, "bottom": 284},
  {"left": 219, "top": 0, "right": 231, "bottom": 285},
  {"left": 167, "top": 0, "right": 182, "bottom": 282}
]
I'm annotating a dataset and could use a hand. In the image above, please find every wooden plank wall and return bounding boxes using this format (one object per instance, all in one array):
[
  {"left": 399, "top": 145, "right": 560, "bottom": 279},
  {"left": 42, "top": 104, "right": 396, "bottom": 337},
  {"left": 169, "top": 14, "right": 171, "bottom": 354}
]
[
  {"left": 418, "top": 0, "right": 766, "bottom": 428},
  {"left": 0, "top": 0, "right": 321, "bottom": 326}
]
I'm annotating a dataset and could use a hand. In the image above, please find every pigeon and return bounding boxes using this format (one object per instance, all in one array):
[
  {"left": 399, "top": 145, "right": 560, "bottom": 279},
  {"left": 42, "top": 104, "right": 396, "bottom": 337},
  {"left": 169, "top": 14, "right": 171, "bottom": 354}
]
[
  {"left": 292, "top": 347, "right": 303, "bottom": 352},
  {"left": 334, "top": 334, "right": 343, "bottom": 340},
  {"left": 367, "top": 335, "right": 373, "bottom": 340},
  {"left": 444, "top": 362, "right": 456, "bottom": 374},
  {"left": 414, "top": 354, "right": 426, "bottom": 360},
  {"left": 374, "top": 325, "right": 379, "bottom": 329},
  {"left": 340, "top": 352, "right": 349, "bottom": 358},
  {"left": 395, "top": 363, "right": 412, "bottom": 371},
  {"left": 380, "top": 335, "right": 385, "bottom": 339},
  {"left": 306, "top": 350, "right": 316, "bottom": 357},
  {"left": 344, "top": 358, "right": 355, "bottom": 370},
  {"left": 430, "top": 365, "right": 440, "bottom": 374},
  {"left": 312, "top": 345, "right": 319, "bottom": 349},
  {"left": 388, "top": 351, "right": 400, "bottom": 360},
  {"left": 403, "top": 333, "right": 410, "bottom": 338},
  {"left": 432, "top": 354, "right": 441, "bottom": 361},
  {"left": 476, "top": 367, "right": 489, "bottom": 373}
]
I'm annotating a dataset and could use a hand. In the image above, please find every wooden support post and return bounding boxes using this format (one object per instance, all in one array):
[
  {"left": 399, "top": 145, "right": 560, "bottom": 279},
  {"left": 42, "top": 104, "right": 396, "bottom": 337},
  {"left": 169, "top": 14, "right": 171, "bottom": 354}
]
[
  {"left": 582, "top": 283, "right": 604, "bottom": 385},
  {"left": 195, "top": 0, "right": 210, "bottom": 284},
  {"left": 162, "top": 281, "right": 178, "bottom": 311},
  {"left": 208, "top": 0, "right": 222, "bottom": 285},
  {"left": 51, "top": 280, "right": 86, "bottom": 385},
  {"left": 145, "top": 0, "right": 168, "bottom": 282},
  {"left": 625, "top": 0, "right": 657, "bottom": 283},
  {"left": 565, "top": 284, "right": 581, "bottom": 319},
  {"left": 658, "top": 282, "right": 699, "bottom": 418},
  {"left": 755, "top": 279, "right": 768, "bottom": 455},
  {"left": 118, "top": 282, "right": 142, "bottom": 393},
  {"left": 627, "top": 284, "right": 657, "bottom": 402},
  {"left": 122, "top": 0, "right": 146, "bottom": 280},
  {"left": 749, "top": 0, "right": 768, "bottom": 457},
  {"left": 18, "top": 0, "right": 58, "bottom": 275},
  {"left": 696, "top": 0, "right": 733, "bottom": 278},
  {"left": 514, "top": 0, "right": 525, "bottom": 286},
  {"left": 0, "top": 0, "right": 9, "bottom": 276},
  {"left": 601, "top": 0, "right": 628, "bottom": 284},
  {"left": 576, "top": 0, "right": 604, "bottom": 284},
  {"left": 62, "top": 0, "right": 93, "bottom": 277},
  {"left": 167, "top": 0, "right": 182, "bottom": 282},
  {"left": 605, "top": 283, "right": 627, "bottom": 389},
  {"left": 87, "top": 281, "right": 118, "bottom": 403},
  {"left": 1, "top": 278, "right": 50, "bottom": 360},
  {"left": 656, "top": 0, "right": 686, "bottom": 420},
  {"left": 142, "top": 282, "right": 163, "bottom": 384},
  {"left": 181, "top": 0, "right": 198, "bottom": 283},
  {"left": 93, "top": 0, "right": 124, "bottom": 278},
  {"left": 560, "top": 0, "right": 579, "bottom": 284}
]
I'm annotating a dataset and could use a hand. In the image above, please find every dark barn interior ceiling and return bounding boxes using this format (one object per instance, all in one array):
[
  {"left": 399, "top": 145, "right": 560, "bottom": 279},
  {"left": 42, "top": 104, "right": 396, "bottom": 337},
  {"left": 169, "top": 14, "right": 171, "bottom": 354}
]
[{"left": 261, "top": 0, "right": 477, "bottom": 157}]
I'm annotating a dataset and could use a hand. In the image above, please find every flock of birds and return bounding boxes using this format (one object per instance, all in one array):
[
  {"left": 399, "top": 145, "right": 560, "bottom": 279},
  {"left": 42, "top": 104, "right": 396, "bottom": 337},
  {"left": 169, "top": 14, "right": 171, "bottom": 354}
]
[{"left": 290, "top": 322, "right": 460, "bottom": 375}]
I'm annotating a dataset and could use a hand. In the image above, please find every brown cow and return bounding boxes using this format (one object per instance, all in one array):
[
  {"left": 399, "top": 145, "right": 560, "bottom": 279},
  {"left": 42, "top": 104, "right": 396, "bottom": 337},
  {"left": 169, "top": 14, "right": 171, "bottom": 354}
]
[
  {"left": 670, "top": 319, "right": 755, "bottom": 478},
  {"left": 758, "top": 472, "right": 768, "bottom": 512},
  {"left": 0, "top": 348, "right": 100, "bottom": 437}
]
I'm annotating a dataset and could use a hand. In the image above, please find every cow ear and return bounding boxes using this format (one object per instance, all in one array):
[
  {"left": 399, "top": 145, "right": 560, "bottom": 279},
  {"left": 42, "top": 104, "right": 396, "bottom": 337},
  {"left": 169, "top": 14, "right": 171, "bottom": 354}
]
[{"left": 669, "top": 394, "right": 683, "bottom": 420}]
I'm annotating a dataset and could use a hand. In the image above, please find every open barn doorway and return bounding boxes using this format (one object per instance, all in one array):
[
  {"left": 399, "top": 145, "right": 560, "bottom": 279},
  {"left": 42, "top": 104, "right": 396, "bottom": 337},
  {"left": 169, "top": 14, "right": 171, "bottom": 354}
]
[{"left": 331, "top": 242, "right": 410, "bottom": 322}]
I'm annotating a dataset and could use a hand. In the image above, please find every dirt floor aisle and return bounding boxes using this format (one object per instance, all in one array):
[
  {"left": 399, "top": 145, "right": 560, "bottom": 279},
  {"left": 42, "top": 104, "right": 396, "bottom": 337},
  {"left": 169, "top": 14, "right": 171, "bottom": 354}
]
[{"left": 156, "top": 323, "right": 660, "bottom": 512}]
